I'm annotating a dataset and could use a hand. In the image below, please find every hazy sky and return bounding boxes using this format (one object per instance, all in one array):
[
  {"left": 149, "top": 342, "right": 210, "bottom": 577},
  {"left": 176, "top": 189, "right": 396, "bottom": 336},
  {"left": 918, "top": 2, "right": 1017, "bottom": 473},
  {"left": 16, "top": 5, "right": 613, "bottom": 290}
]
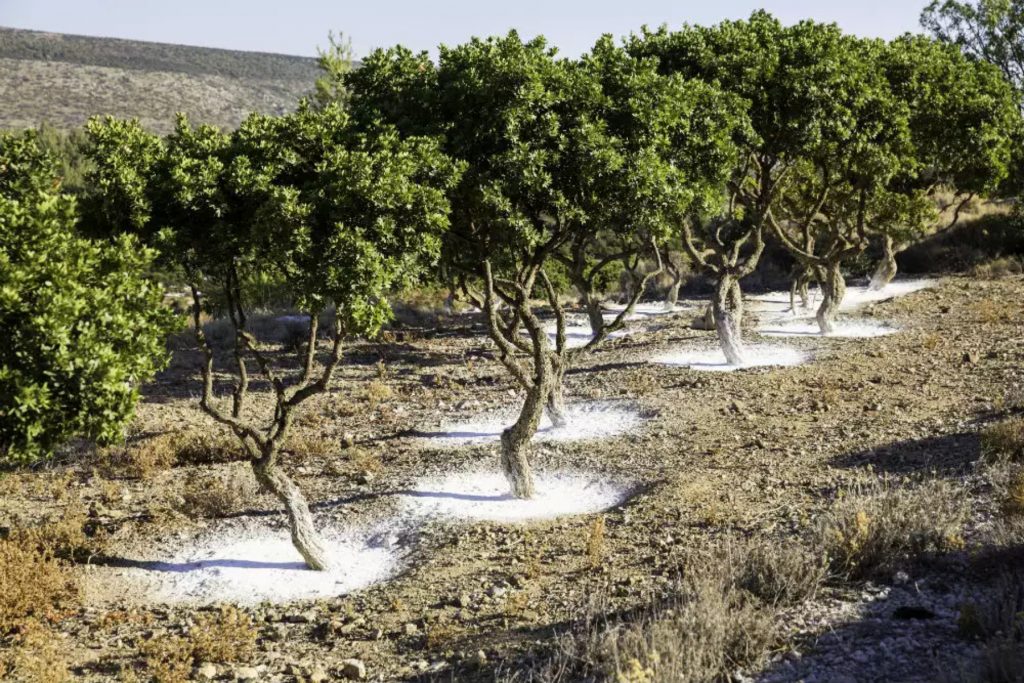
[{"left": 1, "top": 1, "right": 929, "bottom": 58}]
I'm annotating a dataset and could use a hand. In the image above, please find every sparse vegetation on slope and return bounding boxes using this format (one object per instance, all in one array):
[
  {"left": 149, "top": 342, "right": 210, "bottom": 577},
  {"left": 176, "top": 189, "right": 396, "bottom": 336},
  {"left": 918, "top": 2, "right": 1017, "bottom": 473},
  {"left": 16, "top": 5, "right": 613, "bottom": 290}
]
[{"left": 0, "top": 27, "right": 320, "bottom": 133}]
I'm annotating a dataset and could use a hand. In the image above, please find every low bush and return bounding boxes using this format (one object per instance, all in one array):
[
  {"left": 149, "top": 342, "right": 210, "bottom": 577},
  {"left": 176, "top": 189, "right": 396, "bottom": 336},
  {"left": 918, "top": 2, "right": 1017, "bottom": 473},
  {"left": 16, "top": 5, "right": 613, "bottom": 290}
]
[
  {"left": 141, "top": 634, "right": 193, "bottom": 683},
  {"left": 971, "top": 256, "right": 1024, "bottom": 279},
  {"left": 0, "top": 618, "right": 72, "bottom": 683},
  {"left": 190, "top": 605, "right": 258, "bottom": 663},
  {"left": 0, "top": 539, "right": 78, "bottom": 635},
  {"left": 818, "top": 479, "right": 967, "bottom": 579},
  {"left": 733, "top": 539, "right": 827, "bottom": 606},
  {"left": 982, "top": 419, "right": 1024, "bottom": 463},
  {"left": 498, "top": 539, "right": 826, "bottom": 682},
  {"left": 176, "top": 469, "right": 255, "bottom": 519}
]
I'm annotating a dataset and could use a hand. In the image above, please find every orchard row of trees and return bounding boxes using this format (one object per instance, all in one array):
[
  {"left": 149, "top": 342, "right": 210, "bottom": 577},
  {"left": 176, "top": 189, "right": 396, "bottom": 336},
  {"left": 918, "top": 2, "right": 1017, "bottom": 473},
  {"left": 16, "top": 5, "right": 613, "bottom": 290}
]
[{"left": 2, "top": 8, "right": 1021, "bottom": 569}]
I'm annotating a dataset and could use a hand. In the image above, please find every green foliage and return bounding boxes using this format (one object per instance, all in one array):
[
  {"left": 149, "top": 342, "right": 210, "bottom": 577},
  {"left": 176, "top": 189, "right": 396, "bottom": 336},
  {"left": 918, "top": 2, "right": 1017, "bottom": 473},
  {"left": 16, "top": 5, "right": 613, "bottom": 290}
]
[
  {"left": 349, "top": 32, "right": 743, "bottom": 307},
  {"left": 922, "top": 0, "right": 1024, "bottom": 92},
  {"left": 0, "top": 130, "right": 176, "bottom": 462},
  {"left": 84, "top": 104, "right": 461, "bottom": 338},
  {"left": 32, "top": 123, "right": 93, "bottom": 196},
  {"left": 313, "top": 31, "right": 355, "bottom": 109}
]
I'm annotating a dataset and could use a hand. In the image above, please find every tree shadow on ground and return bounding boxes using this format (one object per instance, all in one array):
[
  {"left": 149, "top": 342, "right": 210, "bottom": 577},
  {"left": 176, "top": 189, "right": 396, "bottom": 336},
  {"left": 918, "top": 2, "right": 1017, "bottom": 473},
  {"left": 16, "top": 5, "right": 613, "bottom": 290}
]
[{"left": 830, "top": 431, "right": 982, "bottom": 478}]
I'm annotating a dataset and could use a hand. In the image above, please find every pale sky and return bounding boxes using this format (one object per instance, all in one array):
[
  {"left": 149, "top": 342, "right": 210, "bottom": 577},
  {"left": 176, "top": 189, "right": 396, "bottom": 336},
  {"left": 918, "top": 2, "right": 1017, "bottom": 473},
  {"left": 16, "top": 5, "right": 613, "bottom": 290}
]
[{"left": 0, "top": 1, "right": 929, "bottom": 59}]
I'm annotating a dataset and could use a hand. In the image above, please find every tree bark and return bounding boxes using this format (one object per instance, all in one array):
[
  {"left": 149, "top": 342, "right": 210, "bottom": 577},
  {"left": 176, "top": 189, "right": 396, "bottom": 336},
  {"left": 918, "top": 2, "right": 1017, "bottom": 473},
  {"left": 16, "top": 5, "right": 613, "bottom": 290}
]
[
  {"left": 584, "top": 299, "right": 605, "bottom": 341},
  {"left": 790, "top": 270, "right": 811, "bottom": 313},
  {"left": 713, "top": 274, "right": 746, "bottom": 366},
  {"left": 501, "top": 382, "right": 546, "bottom": 499},
  {"left": 816, "top": 262, "right": 846, "bottom": 335},
  {"left": 665, "top": 277, "right": 682, "bottom": 310},
  {"left": 252, "top": 455, "right": 331, "bottom": 571},
  {"left": 868, "top": 235, "right": 898, "bottom": 291},
  {"left": 545, "top": 374, "right": 568, "bottom": 428}
]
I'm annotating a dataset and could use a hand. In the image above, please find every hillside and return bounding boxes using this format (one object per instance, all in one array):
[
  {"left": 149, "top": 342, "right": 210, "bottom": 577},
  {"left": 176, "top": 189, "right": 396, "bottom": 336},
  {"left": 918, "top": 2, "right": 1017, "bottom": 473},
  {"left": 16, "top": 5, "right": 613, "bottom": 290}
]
[{"left": 0, "top": 27, "right": 321, "bottom": 134}]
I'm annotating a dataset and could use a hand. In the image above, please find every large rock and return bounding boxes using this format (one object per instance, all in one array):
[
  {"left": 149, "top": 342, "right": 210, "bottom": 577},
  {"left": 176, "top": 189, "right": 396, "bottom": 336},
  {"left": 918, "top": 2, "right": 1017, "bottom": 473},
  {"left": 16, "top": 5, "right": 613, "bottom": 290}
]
[{"left": 341, "top": 659, "right": 367, "bottom": 680}]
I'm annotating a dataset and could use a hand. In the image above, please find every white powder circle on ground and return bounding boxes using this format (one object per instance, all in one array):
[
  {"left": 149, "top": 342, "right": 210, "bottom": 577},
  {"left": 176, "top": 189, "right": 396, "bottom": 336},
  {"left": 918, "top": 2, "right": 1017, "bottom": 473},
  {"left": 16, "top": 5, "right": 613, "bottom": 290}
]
[
  {"left": 533, "top": 320, "right": 630, "bottom": 349},
  {"left": 399, "top": 470, "right": 631, "bottom": 522},
  {"left": 651, "top": 344, "right": 808, "bottom": 372},
  {"left": 749, "top": 278, "right": 937, "bottom": 318},
  {"left": 103, "top": 522, "right": 400, "bottom": 605},
  {"left": 603, "top": 302, "right": 691, "bottom": 319},
  {"left": 840, "top": 279, "right": 937, "bottom": 310},
  {"left": 425, "top": 401, "right": 644, "bottom": 446},
  {"left": 758, "top": 318, "right": 899, "bottom": 338}
]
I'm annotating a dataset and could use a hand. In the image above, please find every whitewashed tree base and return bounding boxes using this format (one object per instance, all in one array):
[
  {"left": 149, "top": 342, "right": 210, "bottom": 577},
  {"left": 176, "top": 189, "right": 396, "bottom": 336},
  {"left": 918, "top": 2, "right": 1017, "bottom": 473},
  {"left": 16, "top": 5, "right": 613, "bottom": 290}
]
[
  {"left": 651, "top": 345, "right": 808, "bottom": 372},
  {"left": 399, "top": 470, "right": 631, "bottom": 522},
  {"left": 92, "top": 521, "right": 400, "bottom": 605},
  {"left": 427, "top": 401, "right": 644, "bottom": 447},
  {"left": 758, "top": 319, "right": 899, "bottom": 338}
]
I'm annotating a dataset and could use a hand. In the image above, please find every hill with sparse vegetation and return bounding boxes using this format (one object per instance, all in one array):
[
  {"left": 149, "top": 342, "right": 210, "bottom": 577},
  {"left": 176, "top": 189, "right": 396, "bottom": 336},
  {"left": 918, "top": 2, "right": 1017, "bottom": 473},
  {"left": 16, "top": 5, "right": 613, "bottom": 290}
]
[{"left": 0, "top": 27, "right": 320, "bottom": 134}]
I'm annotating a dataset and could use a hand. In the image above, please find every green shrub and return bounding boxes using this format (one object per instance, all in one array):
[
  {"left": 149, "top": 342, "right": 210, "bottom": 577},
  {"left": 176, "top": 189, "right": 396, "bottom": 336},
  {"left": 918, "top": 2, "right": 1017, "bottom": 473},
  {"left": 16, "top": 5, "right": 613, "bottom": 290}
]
[{"left": 0, "top": 130, "right": 177, "bottom": 463}]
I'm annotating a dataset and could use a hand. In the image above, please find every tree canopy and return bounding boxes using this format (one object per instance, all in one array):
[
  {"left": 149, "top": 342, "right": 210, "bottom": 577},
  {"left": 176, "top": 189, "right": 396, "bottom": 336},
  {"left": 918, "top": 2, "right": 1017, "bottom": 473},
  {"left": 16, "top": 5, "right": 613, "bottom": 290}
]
[{"left": 0, "top": 130, "right": 175, "bottom": 462}]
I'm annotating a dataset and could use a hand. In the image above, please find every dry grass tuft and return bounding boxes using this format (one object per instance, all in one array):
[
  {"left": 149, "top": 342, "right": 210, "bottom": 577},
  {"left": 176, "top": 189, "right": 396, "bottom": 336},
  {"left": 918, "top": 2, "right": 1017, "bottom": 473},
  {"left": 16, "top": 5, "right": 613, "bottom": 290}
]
[
  {"left": 365, "top": 380, "right": 394, "bottom": 409},
  {"left": 982, "top": 419, "right": 1024, "bottom": 463},
  {"left": 176, "top": 469, "right": 255, "bottom": 519},
  {"left": 971, "top": 256, "right": 1024, "bottom": 280},
  {"left": 0, "top": 539, "right": 78, "bottom": 635},
  {"left": 190, "top": 605, "right": 258, "bottom": 663},
  {"left": 0, "top": 618, "right": 72, "bottom": 683},
  {"left": 733, "top": 539, "right": 827, "bottom": 606},
  {"left": 818, "top": 479, "right": 967, "bottom": 579},
  {"left": 977, "top": 298, "right": 1016, "bottom": 324},
  {"left": 284, "top": 432, "right": 337, "bottom": 459},
  {"left": 141, "top": 634, "right": 193, "bottom": 683},
  {"left": 500, "top": 541, "right": 818, "bottom": 682},
  {"left": 585, "top": 516, "right": 606, "bottom": 570}
]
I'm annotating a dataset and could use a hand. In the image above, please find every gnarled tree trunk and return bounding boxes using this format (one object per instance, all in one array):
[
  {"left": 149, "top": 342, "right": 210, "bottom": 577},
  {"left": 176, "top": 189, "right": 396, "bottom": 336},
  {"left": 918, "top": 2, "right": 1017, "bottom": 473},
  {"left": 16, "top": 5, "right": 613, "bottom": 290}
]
[
  {"left": 545, "top": 369, "right": 568, "bottom": 428},
  {"left": 790, "top": 269, "right": 811, "bottom": 313},
  {"left": 583, "top": 299, "right": 605, "bottom": 342},
  {"left": 252, "top": 453, "right": 330, "bottom": 571},
  {"left": 713, "top": 274, "right": 745, "bottom": 365},
  {"left": 665, "top": 277, "right": 682, "bottom": 310},
  {"left": 816, "top": 262, "right": 846, "bottom": 335},
  {"left": 868, "top": 235, "right": 898, "bottom": 291},
  {"left": 501, "top": 380, "right": 547, "bottom": 499}
]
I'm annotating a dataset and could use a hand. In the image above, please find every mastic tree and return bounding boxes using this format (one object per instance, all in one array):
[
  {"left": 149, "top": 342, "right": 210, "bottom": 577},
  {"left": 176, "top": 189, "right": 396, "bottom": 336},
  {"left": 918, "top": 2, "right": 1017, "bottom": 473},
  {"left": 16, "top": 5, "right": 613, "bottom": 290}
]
[
  {"left": 553, "top": 37, "right": 745, "bottom": 349},
  {"left": 84, "top": 107, "right": 460, "bottom": 569},
  {"left": 865, "top": 34, "right": 1018, "bottom": 290},
  {"left": 347, "top": 33, "right": 743, "bottom": 498},
  {"left": 630, "top": 13, "right": 870, "bottom": 362},
  {"left": 764, "top": 34, "right": 919, "bottom": 334},
  {"left": 0, "top": 130, "right": 174, "bottom": 463}
]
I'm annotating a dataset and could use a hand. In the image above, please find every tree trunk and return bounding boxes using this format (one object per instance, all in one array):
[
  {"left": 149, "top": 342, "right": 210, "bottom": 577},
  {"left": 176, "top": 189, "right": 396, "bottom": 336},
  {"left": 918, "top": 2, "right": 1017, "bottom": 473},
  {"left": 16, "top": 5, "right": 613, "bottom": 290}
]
[
  {"left": 501, "top": 382, "right": 546, "bottom": 499},
  {"left": 816, "top": 263, "right": 846, "bottom": 335},
  {"left": 713, "top": 275, "right": 746, "bottom": 366},
  {"left": 545, "top": 369, "right": 568, "bottom": 428},
  {"left": 790, "top": 270, "right": 811, "bottom": 313},
  {"left": 868, "top": 235, "right": 898, "bottom": 291},
  {"left": 252, "top": 455, "right": 330, "bottom": 571},
  {"left": 584, "top": 299, "right": 605, "bottom": 341},
  {"left": 665, "top": 277, "right": 682, "bottom": 310}
]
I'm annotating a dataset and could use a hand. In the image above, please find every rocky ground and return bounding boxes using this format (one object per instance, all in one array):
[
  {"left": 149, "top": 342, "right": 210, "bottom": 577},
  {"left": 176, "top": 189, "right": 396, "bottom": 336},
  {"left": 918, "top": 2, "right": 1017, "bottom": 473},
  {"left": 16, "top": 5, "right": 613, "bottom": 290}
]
[{"left": 1, "top": 274, "right": 1022, "bottom": 682}]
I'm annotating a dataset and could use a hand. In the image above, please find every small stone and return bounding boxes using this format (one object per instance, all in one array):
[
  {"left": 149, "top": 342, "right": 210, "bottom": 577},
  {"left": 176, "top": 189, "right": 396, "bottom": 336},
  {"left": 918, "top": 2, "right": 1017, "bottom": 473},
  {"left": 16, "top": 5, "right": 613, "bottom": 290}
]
[
  {"left": 235, "top": 667, "right": 260, "bottom": 681},
  {"left": 404, "top": 621, "right": 419, "bottom": 635},
  {"left": 341, "top": 432, "right": 355, "bottom": 448},
  {"left": 341, "top": 659, "right": 366, "bottom": 680},
  {"left": 309, "top": 667, "right": 330, "bottom": 683},
  {"left": 196, "top": 662, "right": 218, "bottom": 680}
]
